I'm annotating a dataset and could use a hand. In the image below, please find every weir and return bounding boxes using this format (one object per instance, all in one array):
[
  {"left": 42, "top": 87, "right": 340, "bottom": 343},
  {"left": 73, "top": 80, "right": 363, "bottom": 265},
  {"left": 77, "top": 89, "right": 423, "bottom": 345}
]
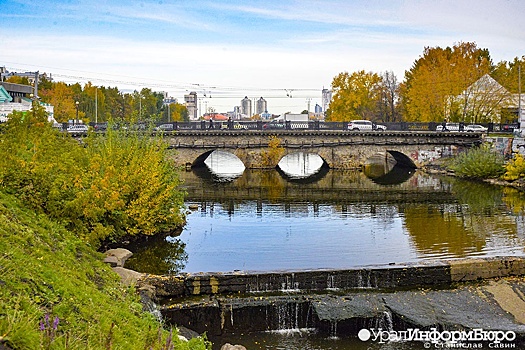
[
  {"left": 146, "top": 257, "right": 525, "bottom": 339},
  {"left": 143, "top": 256, "right": 525, "bottom": 298}
]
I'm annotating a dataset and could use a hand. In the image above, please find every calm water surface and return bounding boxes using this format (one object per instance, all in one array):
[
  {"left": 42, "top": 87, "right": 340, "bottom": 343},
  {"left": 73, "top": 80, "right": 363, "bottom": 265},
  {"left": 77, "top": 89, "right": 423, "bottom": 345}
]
[{"left": 126, "top": 167, "right": 525, "bottom": 274}]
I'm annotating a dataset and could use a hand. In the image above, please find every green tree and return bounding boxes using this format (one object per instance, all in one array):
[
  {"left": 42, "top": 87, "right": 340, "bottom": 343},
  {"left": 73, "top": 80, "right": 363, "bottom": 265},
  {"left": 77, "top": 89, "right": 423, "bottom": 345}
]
[
  {"left": 492, "top": 56, "right": 525, "bottom": 93},
  {"left": 326, "top": 70, "right": 382, "bottom": 121}
]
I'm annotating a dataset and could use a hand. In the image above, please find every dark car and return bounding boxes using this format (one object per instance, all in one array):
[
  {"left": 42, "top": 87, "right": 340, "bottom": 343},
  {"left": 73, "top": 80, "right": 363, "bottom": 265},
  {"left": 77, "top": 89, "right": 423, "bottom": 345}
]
[{"left": 262, "top": 121, "right": 286, "bottom": 129}]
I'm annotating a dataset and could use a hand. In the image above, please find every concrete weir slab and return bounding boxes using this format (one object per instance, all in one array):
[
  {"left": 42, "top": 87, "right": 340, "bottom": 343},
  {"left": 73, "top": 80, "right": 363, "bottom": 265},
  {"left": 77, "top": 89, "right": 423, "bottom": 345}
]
[
  {"left": 156, "top": 257, "right": 525, "bottom": 342},
  {"left": 142, "top": 256, "right": 525, "bottom": 298}
]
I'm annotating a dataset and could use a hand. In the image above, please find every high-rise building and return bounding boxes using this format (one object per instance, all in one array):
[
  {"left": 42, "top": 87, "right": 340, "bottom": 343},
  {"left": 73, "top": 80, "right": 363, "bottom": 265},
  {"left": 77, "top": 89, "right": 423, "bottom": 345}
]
[
  {"left": 184, "top": 91, "right": 198, "bottom": 120},
  {"left": 255, "top": 97, "right": 267, "bottom": 115},
  {"left": 241, "top": 96, "right": 252, "bottom": 117},
  {"left": 322, "top": 88, "right": 332, "bottom": 117}
]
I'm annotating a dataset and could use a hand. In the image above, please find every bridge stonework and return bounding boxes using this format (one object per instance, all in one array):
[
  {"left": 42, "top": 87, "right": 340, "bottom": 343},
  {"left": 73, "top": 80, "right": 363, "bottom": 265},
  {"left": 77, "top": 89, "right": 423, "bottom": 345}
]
[{"left": 164, "top": 130, "right": 483, "bottom": 169}]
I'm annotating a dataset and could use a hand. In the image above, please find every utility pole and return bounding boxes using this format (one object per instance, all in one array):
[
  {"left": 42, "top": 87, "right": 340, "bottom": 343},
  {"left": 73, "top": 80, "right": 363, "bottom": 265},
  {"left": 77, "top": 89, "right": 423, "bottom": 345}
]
[
  {"left": 95, "top": 87, "right": 98, "bottom": 123},
  {"left": 519, "top": 65, "right": 522, "bottom": 129}
]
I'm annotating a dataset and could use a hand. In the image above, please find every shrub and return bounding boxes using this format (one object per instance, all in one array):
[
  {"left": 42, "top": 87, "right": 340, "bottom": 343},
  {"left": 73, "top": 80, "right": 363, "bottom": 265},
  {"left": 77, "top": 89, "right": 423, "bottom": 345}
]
[
  {"left": 260, "top": 136, "right": 285, "bottom": 167},
  {"left": 66, "top": 126, "right": 185, "bottom": 244},
  {"left": 448, "top": 144, "right": 505, "bottom": 179},
  {"left": 0, "top": 109, "right": 185, "bottom": 245},
  {"left": 503, "top": 153, "right": 525, "bottom": 181}
]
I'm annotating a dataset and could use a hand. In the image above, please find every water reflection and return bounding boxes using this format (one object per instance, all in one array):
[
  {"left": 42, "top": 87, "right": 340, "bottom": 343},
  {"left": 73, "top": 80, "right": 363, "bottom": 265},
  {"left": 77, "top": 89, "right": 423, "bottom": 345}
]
[
  {"left": 363, "top": 164, "right": 415, "bottom": 185},
  {"left": 125, "top": 232, "right": 188, "bottom": 274},
  {"left": 277, "top": 152, "right": 325, "bottom": 179},
  {"left": 126, "top": 169, "right": 525, "bottom": 274},
  {"left": 202, "top": 150, "right": 245, "bottom": 181}
]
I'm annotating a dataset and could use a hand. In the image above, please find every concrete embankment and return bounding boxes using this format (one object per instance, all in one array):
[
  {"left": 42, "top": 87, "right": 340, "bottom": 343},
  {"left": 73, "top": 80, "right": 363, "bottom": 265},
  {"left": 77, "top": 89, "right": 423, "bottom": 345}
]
[{"left": 141, "top": 256, "right": 525, "bottom": 341}]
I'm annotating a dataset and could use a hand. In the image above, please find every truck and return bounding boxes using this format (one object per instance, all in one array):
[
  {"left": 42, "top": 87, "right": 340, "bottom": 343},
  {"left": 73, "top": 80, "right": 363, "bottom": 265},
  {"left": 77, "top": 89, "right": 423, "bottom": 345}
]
[
  {"left": 274, "top": 113, "right": 309, "bottom": 123},
  {"left": 267, "top": 113, "right": 310, "bottom": 129}
]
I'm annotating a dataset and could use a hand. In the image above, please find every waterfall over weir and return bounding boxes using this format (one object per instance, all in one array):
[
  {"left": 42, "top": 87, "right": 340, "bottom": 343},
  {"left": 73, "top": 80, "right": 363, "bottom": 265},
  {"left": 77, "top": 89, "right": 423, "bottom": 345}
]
[{"left": 162, "top": 294, "right": 399, "bottom": 340}]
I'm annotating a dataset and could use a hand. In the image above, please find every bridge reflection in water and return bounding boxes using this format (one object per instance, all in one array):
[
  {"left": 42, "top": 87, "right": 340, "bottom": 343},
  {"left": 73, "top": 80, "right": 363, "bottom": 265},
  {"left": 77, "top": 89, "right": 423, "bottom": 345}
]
[{"left": 125, "top": 159, "right": 525, "bottom": 274}]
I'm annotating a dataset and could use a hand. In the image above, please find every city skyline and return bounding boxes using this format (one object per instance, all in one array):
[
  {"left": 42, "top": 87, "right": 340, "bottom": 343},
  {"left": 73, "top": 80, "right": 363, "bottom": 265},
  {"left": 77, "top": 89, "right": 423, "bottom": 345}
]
[{"left": 1, "top": 0, "right": 524, "bottom": 115}]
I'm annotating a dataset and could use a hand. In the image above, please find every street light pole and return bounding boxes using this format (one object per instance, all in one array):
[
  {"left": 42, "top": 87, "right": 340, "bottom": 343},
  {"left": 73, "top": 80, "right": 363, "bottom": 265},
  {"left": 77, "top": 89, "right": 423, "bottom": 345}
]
[{"left": 75, "top": 101, "right": 79, "bottom": 125}]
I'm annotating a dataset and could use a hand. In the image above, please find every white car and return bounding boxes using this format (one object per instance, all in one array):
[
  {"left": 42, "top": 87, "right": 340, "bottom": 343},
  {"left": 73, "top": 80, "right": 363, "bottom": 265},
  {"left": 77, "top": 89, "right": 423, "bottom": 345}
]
[
  {"left": 154, "top": 123, "right": 174, "bottom": 132},
  {"left": 347, "top": 120, "right": 386, "bottom": 131},
  {"left": 66, "top": 124, "right": 89, "bottom": 135},
  {"left": 464, "top": 124, "right": 487, "bottom": 132},
  {"left": 436, "top": 123, "right": 460, "bottom": 132}
]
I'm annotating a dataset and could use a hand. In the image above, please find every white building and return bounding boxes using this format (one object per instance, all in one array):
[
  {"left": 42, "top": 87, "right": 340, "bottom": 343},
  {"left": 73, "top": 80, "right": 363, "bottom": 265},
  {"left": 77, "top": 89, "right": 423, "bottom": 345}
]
[
  {"left": 0, "top": 82, "right": 55, "bottom": 123},
  {"left": 184, "top": 91, "right": 198, "bottom": 120},
  {"left": 241, "top": 96, "right": 252, "bottom": 117},
  {"left": 255, "top": 97, "right": 267, "bottom": 115}
]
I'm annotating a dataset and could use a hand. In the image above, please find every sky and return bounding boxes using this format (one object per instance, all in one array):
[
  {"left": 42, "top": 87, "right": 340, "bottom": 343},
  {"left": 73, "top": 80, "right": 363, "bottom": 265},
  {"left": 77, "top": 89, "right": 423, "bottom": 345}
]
[{"left": 1, "top": 0, "right": 524, "bottom": 116}]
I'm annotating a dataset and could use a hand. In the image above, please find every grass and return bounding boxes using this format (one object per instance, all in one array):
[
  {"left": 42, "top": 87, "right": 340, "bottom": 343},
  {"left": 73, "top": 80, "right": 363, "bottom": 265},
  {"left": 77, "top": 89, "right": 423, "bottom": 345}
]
[{"left": 0, "top": 191, "right": 210, "bottom": 350}]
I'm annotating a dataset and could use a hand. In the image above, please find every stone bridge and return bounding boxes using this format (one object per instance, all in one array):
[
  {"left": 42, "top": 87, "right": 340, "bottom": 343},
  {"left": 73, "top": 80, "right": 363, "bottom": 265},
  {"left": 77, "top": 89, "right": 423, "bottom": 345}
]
[{"left": 163, "top": 130, "right": 483, "bottom": 169}]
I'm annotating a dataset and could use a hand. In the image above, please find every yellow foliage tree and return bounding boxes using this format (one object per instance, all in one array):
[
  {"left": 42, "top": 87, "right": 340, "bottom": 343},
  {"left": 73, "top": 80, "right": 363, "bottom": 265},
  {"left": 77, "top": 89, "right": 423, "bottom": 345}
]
[
  {"left": 40, "top": 81, "right": 85, "bottom": 122},
  {"left": 401, "top": 42, "right": 492, "bottom": 122},
  {"left": 326, "top": 70, "right": 382, "bottom": 122}
]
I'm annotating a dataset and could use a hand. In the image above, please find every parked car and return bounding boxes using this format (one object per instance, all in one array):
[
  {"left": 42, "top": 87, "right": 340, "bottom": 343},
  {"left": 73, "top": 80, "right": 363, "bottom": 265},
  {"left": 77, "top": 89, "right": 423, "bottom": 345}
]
[
  {"left": 347, "top": 120, "right": 386, "bottom": 131},
  {"left": 93, "top": 123, "right": 108, "bottom": 132},
  {"left": 66, "top": 124, "right": 89, "bottom": 136},
  {"left": 436, "top": 123, "right": 487, "bottom": 132},
  {"left": 154, "top": 123, "right": 174, "bottom": 132},
  {"left": 436, "top": 123, "right": 460, "bottom": 132},
  {"left": 464, "top": 124, "right": 488, "bottom": 132}
]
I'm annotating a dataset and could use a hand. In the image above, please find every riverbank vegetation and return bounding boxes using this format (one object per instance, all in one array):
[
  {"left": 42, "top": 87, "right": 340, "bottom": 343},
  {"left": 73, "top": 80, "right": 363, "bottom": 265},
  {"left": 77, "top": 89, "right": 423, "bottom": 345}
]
[
  {"left": 444, "top": 142, "right": 525, "bottom": 191},
  {"left": 0, "top": 105, "right": 185, "bottom": 246},
  {"left": 0, "top": 108, "right": 209, "bottom": 349},
  {"left": 448, "top": 144, "right": 506, "bottom": 179}
]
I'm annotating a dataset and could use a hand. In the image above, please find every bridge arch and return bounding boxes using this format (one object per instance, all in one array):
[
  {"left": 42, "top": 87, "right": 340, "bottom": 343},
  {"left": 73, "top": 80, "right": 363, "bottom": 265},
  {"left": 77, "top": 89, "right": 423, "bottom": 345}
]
[
  {"left": 277, "top": 152, "right": 329, "bottom": 178},
  {"left": 386, "top": 150, "right": 417, "bottom": 169},
  {"left": 192, "top": 150, "right": 215, "bottom": 167}
]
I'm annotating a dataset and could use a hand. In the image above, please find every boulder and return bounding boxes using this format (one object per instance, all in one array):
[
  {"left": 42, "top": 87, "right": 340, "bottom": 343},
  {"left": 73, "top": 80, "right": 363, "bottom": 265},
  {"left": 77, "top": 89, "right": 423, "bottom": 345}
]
[
  {"left": 112, "top": 267, "right": 143, "bottom": 286},
  {"left": 104, "top": 248, "right": 133, "bottom": 267}
]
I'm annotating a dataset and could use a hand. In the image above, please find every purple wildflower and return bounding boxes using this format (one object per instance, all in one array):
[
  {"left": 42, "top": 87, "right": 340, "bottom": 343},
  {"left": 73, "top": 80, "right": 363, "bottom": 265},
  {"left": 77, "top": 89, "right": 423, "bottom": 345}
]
[{"left": 52, "top": 316, "right": 59, "bottom": 330}]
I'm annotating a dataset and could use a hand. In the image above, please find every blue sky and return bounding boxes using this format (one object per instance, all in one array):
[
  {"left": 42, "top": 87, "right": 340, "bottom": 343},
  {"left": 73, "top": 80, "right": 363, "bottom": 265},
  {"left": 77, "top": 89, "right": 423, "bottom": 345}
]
[{"left": 1, "top": 0, "right": 524, "bottom": 115}]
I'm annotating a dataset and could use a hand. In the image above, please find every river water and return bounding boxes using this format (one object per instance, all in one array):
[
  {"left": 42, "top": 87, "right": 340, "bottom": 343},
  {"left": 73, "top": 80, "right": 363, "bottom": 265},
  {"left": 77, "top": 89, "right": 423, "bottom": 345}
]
[
  {"left": 124, "top": 152, "right": 525, "bottom": 349},
  {"left": 126, "top": 168, "right": 525, "bottom": 275}
]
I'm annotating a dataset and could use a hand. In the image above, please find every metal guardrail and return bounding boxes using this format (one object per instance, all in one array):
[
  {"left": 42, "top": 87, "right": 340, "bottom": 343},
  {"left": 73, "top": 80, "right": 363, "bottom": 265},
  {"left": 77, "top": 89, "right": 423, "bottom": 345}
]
[{"left": 87, "top": 121, "right": 519, "bottom": 133}]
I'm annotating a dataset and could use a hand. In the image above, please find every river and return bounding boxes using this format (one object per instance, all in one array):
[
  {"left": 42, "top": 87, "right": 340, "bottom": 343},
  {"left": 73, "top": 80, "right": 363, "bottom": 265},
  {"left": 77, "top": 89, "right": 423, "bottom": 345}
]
[{"left": 124, "top": 155, "right": 525, "bottom": 349}]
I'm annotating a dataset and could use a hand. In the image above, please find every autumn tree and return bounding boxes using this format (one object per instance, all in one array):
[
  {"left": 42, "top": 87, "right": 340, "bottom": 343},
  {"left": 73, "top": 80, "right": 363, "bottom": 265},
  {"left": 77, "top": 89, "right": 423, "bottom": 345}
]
[
  {"left": 492, "top": 56, "right": 525, "bottom": 93},
  {"left": 40, "top": 81, "right": 85, "bottom": 123},
  {"left": 80, "top": 82, "right": 106, "bottom": 122},
  {"left": 377, "top": 71, "right": 400, "bottom": 122},
  {"left": 169, "top": 103, "right": 189, "bottom": 122},
  {"left": 5, "top": 76, "right": 31, "bottom": 85},
  {"left": 401, "top": 42, "right": 492, "bottom": 122},
  {"left": 326, "top": 70, "right": 382, "bottom": 122}
]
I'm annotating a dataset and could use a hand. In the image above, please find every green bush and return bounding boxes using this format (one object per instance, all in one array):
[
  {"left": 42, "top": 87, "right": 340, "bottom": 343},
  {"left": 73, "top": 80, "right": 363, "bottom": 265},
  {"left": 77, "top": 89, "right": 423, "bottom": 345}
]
[
  {"left": 0, "top": 109, "right": 185, "bottom": 245},
  {"left": 448, "top": 144, "right": 505, "bottom": 179}
]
